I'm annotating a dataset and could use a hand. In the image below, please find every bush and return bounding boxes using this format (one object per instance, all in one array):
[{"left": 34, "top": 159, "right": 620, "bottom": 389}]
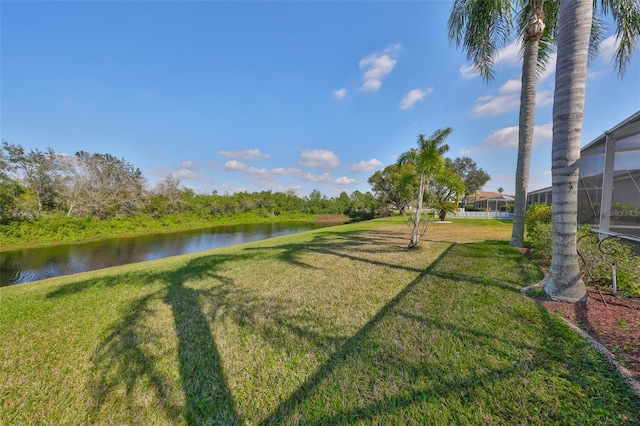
[
  {"left": 577, "top": 227, "right": 640, "bottom": 297},
  {"left": 524, "top": 204, "right": 552, "bottom": 260},
  {"left": 523, "top": 204, "right": 638, "bottom": 296},
  {"left": 525, "top": 203, "right": 551, "bottom": 238},
  {"left": 528, "top": 223, "right": 552, "bottom": 261}
]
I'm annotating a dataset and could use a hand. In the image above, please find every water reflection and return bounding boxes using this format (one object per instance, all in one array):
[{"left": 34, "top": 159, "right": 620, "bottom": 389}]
[{"left": 0, "top": 222, "right": 330, "bottom": 286}]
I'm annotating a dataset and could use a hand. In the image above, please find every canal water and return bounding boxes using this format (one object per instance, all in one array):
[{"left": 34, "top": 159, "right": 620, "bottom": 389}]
[{"left": 0, "top": 222, "right": 333, "bottom": 286}]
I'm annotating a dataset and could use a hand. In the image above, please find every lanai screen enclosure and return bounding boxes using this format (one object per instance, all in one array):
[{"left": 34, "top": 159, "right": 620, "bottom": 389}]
[{"left": 578, "top": 110, "right": 640, "bottom": 237}]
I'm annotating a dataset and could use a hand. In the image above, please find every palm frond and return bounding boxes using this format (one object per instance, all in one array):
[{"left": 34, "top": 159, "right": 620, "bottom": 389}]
[
  {"left": 602, "top": 0, "right": 640, "bottom": 77},
  {"left": 448, "top": 0, "right": 515, "bottom": 82},
  {"left": 588, "top": 13, "right": 605, "bottom": 66}
]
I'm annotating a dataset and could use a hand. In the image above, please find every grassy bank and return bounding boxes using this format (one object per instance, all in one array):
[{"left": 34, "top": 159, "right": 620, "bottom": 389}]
[
  {"left": 0, "top": 212, "right": 345, "bottom": 251},
  {"left": 1, "top": 218, "right": 638, "bottom": 424}
]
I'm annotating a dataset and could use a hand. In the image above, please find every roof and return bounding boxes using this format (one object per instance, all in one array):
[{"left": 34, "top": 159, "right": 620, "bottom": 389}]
[
  {"left": 582, "top": 109, "right": 640, "bottom": 152},
  {"left": 528, "top": 186, "right": 552, "bottom": 195},
  {"left": 464, "top": 191, "right": 513, "bottom": 202},
  {"left": 486, "top": 194, "right": 515, "bottom": 201}
]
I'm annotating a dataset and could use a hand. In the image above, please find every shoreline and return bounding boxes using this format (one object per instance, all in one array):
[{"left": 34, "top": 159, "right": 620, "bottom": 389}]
[{"left": 0, "top": 214, "right": 349, "bottom": 252}]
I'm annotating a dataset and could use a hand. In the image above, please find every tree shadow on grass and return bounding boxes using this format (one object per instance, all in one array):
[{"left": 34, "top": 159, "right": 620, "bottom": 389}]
[
  {"left": 258, "top": 245, "right": 458, "bottom": 424},
  {"left": 43, "top": 226, "right": 620, "bottom": 424},
  {"left": 80, "top": 254, "right": 254, "bottom": 424},
  {"left": 258, "top": 239, "right": 640, "bottom": 424},
  {"left": 244, "top": 228, "right": 423, "bottom": 272}
]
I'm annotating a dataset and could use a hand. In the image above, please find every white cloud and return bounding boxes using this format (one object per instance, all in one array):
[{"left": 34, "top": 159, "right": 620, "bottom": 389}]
[
  {"left": 334, "top": 88, "right": 347, "bottom": 99},
  {"left": 272, "top": 167, "right": 301, "bottom": 175},
  {"left": 536, "top": 90, "right": 553, "bottom": 106},
  {"left": 599, "top": 35, "right": 619, "bottom": 64},
  {"left": 400, "top": 88, "right": 433, "bottom": 110},
  {"left": 499, "top": 78, "right": 521, "bottom": 94},
  {"left": 494, "top": 40, "right": 521, "bottom": 67},
  {"left": 334, "top": 176, "right": 356, "bottom": 185},
  {"left": 461, "top": 123, "right": 553, "bottom": 154},
  {"left": 533, "top": 123, "right": 553, "bottom": 143},
  {"left": 476, "top": 77, "right": 552, "bottom": 117},
  {"left": 298, "top": 149, "right": 340, "bottom": 168},
  {"left": 459, "top": 64, "right": 479, "bottom": 79},
  {"left": 246, "top": 166, "right": 269, "bottom": 176},
  {"left": 359, "top": 44, "right": 400, "bottom": 92},
  {"left": 181, "top": 160, "right": 197, "bottom": 168},
  {"left": 218, "top": 148, "right": 270, "bottom": 160},
  {"left": 173, "top": 169, "right": 204, "bottom": 180},
  {"left": 222, "top": 160, "right": 248, "bottom": 171},
  {"left": 471, "top": 94, "right": 520, "bottom": 117},
  {"left": 350, "top": 158, "right": 383, "bottom": 173},
  {"left": 298, "top": 172, "right": 333, "bottom": 182}
]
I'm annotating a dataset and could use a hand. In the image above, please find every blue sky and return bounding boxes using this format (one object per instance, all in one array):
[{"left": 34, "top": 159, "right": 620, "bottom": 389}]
[{"left": 2, "top": 1, "right": 639, "bottom": 197}]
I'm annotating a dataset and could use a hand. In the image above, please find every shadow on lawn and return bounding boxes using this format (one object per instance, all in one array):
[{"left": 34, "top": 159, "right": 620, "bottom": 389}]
[
  {"left": 83, "top": 254, "right": 252, "bottom": 424},
  {"left": 257, "top": 238, "right": 637, "bottom": 424},
  {"left": 258, "top": 242, "right": 537, "bottom": 424},
  {"left": 44, "top": 228, "right": 632, "bottom": 424},
  {"left": 46, "top": 227, "right": 412, "bottom": 424}
]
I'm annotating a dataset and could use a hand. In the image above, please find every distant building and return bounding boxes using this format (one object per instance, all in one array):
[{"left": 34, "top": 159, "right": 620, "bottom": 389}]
[
  {"left": 464, "top": 191, "right": 515, "bottom": 211},
  {"left": 527, "top": 186, "right": 552, "bottom": 206},
  {"left": 528, "top": 110, "right": 640, "bottom": 237}
]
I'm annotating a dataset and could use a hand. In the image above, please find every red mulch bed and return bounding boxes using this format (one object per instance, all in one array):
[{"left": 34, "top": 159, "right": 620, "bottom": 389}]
[{"left": 536, "top": 287, "right": 640, "bottom": 379}]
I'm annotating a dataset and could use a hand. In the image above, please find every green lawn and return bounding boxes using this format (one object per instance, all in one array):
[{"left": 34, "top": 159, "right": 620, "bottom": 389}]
[{"left": 1, "top": 217, "right": 638, "bottom": 424}]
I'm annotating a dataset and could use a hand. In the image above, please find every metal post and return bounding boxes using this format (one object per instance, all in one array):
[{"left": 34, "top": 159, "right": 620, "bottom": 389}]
[
  {"left": 599, "top": 132, "right": 616, "bottom": 233},
  {"left": 611, "top": 261, "right": 617, "bottom": 296}
]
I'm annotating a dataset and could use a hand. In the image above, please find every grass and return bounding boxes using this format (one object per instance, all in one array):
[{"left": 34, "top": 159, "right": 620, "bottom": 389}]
[{"left": 1, "top": 217, "right": 639, "bottom": 424}]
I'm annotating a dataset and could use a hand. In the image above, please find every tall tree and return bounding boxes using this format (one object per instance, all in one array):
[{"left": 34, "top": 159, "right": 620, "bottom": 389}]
[
  {"left": 543, "top": 0, "right": 593, "bottom": 302},
  {"left": 1, "top": 141, "right": 63, "bottom": 215},
  {"left": 449, "top": 0, "right": 558, "bottom": 248},
  {"left": 398, "top": 128, "right": 452, "bottom": 248},
  {"left": 433, "top": 161, "right": 466, "bottom": 205},
  {"left": 544, "top": 0, "right": 640, "bottom": 301},
  {"left": 446, "top": 157, "right": 490, "bottom": 199},
  {"left": 149, "top": 174, "right": 185, "bottom": 215},
  {"left": 66, "top": 151, "right": 145, "bottom": 219},
  {"left": 368, "top": 162, "right": 417, "bottom": 214},
  {"left": 432, "top": 164, "right": 465, "bottom": 221}
]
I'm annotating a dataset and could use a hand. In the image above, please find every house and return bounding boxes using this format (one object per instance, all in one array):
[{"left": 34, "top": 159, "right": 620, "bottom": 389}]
[
  {"left": 464, "top": 191, "right": 515, "bottom": 211},
  {"left": 528, "top": 110, "right": 640, "bottom": 237},
  {"left": 527, "top": 186, "right": 552, "bottom": 206}
]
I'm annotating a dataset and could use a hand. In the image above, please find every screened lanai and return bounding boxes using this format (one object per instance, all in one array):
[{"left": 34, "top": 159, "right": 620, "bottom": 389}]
[{"left": 577, "top": 110, "right": 640, "bottom": 237}]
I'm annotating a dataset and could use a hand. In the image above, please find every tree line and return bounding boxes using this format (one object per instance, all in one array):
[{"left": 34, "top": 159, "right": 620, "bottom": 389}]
[{"left": 0, "top": 140, "right": 381, "bottom": 224}]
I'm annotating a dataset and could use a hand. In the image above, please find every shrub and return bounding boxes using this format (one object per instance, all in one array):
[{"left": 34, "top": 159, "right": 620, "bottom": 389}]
[
  {"left": 577, "top": 227, "right": 640, "bottom": 297},
  {"left": 524, "top": 204, "right": 552, "bottom": 260},
  {"left": 525, "top": 203, "right": 551, "bottom": 238}
]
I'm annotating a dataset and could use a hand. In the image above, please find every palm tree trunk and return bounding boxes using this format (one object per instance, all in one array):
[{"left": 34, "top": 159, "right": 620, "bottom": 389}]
[
  {"left": 543, "top": 0, "right": 592, "bottom": 302},
  {"left": 410, "top": 173, "right": 426, "bottom": 248},
  {"left": 511, "top": 2, "right": 545, "bottom": 248}
]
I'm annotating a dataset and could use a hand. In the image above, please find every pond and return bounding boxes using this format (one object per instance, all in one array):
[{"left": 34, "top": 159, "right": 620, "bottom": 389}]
[{"left": 0, "top": 222, "right": 334, "bottom": 286}]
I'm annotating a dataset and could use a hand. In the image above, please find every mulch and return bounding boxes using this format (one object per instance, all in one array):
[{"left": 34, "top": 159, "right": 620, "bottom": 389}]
[{"left": 536, "top": 287, "right": 640, "bottom": 380}]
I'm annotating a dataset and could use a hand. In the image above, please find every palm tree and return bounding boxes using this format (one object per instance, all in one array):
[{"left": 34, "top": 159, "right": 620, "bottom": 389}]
[
  {"left": 542, "top": 0, "right": 593, "bottom": 302},
  {"left": 450, "top": 0, "right": 639, "bottom": 248},
  {"left": 544, "top": 0, "right": 640, "bottom": 301},
  {"left": 433, "top": 201, "right": 459, "bottom": 222},
  {"left": 449, "top": 0, "right": 559, "bottom": 248},
  {"left": 398, "top": 128, "right": 452, "bottom": 248}
]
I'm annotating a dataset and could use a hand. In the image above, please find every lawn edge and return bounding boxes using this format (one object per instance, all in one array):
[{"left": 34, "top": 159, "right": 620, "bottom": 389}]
[{"left": 521, "top": 282, "right": 640, "bottom": 399}]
